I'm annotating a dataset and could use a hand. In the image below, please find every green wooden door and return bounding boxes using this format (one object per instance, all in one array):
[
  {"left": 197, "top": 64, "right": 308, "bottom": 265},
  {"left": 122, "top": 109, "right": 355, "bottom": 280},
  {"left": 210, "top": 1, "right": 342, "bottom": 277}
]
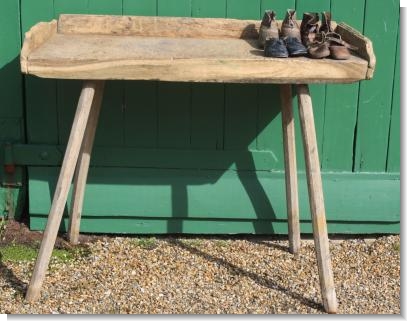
[{"left": 0, "top": 0, "right": 400, "bottom": 233}]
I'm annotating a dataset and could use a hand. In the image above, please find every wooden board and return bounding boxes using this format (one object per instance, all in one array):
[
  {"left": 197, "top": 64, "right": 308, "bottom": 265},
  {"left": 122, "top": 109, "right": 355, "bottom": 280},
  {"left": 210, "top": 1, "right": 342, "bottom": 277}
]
[
  {"left": 0, "top": 0, "right": 23, "bottom": 119},
  {"left": 27, "top": 166, "right": 400, "bottom": 223},
  {"left": 321, "top": 1, "right": 365, "bottom": 171},
  {"left": 30, "top": 217, "right": 401, "bottom": 235},
  {"left": 354, "top": 0, "right": 398, "bottom": 171},
  {"left": 20, "top": 14, "right": 374, "bottom": 84},
  {"left": 21, "top": 0, "right": 58, "bottom": 145},
  {"left": 386, "top": 34, "right": 400, "bottom": 173}
]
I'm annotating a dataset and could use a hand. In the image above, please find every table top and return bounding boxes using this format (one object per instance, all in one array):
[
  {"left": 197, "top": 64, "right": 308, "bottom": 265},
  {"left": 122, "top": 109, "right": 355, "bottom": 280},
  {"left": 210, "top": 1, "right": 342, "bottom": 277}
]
[{"left": 21, "top": 14, "right": 375, "bottom": 84}]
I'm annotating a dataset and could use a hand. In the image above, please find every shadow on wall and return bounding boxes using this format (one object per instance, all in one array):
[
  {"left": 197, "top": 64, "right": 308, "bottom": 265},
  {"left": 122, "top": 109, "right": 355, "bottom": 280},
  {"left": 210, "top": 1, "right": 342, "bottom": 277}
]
[
  {"left": 0, "top": 56, "right": 24, "bottom": 142},
  {"left": 2, "top": 50, "right": 290, "bottom": 235},
  {"left": 31, "top": 81, "right": 286, "bottom": 235}
]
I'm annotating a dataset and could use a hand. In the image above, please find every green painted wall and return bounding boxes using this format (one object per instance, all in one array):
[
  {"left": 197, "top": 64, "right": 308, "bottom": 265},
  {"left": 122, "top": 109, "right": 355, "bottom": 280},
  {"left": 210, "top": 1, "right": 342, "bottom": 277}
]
[
  {"left": 0, "top": 0, "right": 400, "bottom": 234},
  {"left": 0, "top": 0, "right": 25, "bottom": 219}
]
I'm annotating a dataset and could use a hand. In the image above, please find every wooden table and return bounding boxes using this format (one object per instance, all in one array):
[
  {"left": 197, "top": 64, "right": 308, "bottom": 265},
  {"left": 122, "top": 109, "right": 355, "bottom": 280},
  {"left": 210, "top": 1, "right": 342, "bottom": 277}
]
[{"left": 20, "top": 14, "right": 375, "bottom": 313}]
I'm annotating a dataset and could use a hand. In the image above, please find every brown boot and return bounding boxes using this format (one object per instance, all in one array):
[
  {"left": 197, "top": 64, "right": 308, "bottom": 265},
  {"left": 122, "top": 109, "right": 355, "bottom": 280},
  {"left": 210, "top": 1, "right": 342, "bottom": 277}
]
[
  {"left": 325, "top": 32, "right": 358, "bottom": 59},
  {"left": 281, "top": 9, "right": 301, "bottom": 40},
  {"left": 258, "top": 10, "right": 279, "bottom": 49},
  {"left": 308, "top": 32, "right": 357, "bottom": 59},
  {"left": 300, "top": 12, "right": 319, "bottom": 47},
  {"left": 320, "top": 11, "right": 333, "bottom": 33}
]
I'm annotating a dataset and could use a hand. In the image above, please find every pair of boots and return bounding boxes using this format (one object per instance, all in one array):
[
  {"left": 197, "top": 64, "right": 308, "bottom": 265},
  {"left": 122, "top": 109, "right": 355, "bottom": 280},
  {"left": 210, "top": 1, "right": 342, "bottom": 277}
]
[
  {"left": 259, "top": 10, "right": 357, "bottom": 60},
  {"left": 259, "top": 10, "right": 308, "bottom": 58},
  {"left": 301, "top": 11, "right": 357, "bottom": 59}
]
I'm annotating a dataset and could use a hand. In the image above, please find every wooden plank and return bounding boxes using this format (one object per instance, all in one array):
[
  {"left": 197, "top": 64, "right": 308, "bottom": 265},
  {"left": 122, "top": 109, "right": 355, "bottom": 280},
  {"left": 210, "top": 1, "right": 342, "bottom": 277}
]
[
  {"left": 192, "top": 0, "right": 226, "bottom": 18},
  {"left": 28, "top": 166, "right": 400, "bottom": 222},
  {"left": 226, "top": 0, "right": 261, "bottom": 19},
  {"left": 386, "top": 32, "right": 400, "bottom": 173},
  {"left": 58, "top": 14, "right": 259, "bottom": 38},
  {"left": 88, "top": 0, "right": 122, "bottom": 15},
  {"left": 26, "top": 38, "right": 369, "bottom": 83},
  {"left": 123, "top": 0, "right": 157, "bottom": 16},
  {"left": 21, "top": 16, "right": 56, "bottom": 74},
  {"left": 68, "top": 81, "right": 105, "bottom": 244},
  {"left": 157, "top": 0, "right": 191, "bottom": 17},
  {"left": 190, "top": 1, "right": 225, "bottom": 150},
  {"left": 21, "top": 0, "right": 58, "bottom": 145},
  {"left": 295, "top": 0, "right": 330, "bottom": 18},
  {"left": 13, "top": 145, "right": 280, "bottom": 170},
  {"left": 157, "top": 82, "right": 191, "bottom": 149},
  {"left": 224, "top": 84, "right": 258, "bottom": 150},
  {"left": 257, "top": 0, "right": 295, "bottom": 169},
  {"left": 30, "top": 217, "right": 401, "bottom": 235},
  {"left": 57, "top": 80, "right": 83, "bottom": 144},
  {"left": 0, "top": 185, "right": 25, "bottom": 221},
  {"left": 123, "top": 81, "right": 158, "bottom": 148},
  {"left": 322, "top": 0, "right": 365, "bottom": 171},
  {"left": 53, "top": 0, "right": 89, "bottom": 17},
  {"left": 53, "top": 0, "right": 89, "bottom": 142},
  {"left": 335, "top": 22, "right": 376, "bottom": 79},
  {"left": 122, "top": 1, "right": 157, "bottom": 149},
  {"left": 25, "top": 81, "right": 100, "bottom": 302},
  {"left": 256, "top": 84, "right": 283, "bottom": 169},
  {"left": 94, "top": 81, "right": 125, "bottom": 147},
  {"left": 0, "top": 0, "right": 23, "bottom": 118},
  {"left": 297, "top": 84, "right": 337, "bottom": 313},
  {"left": 322, "top": 83, "right": 358, "bottom": 171},
  {"left": 260, "top": 0, "right": 295, "bottom": 19},
  {"left": 354, "top": 0, "right": 399, "bottom": 172},
  {"left": 24, "top": 77, "right": 58, "bottom": 144},
  {"left": 280, "top": 85, "right": 300, "bottom": 254},
  {"left": 296, "top": 84, "right": 337, "bottom": 312},
  {"left": 20, "top": 0, "right": 54, "bottom": 34},
  {"left": 0, "top": 118, "right": 23, "bottom": 142},
  {"left": 55, "top": 0, "right": 91, "bottom": 145},
  {"left": 23, "top": 14, "right": 372, "bottom": 83},
  {"left": 295, "top": 0, "right": 330, "bottom": 170},
  {"left": 190, "top": 84, "right": 224, "bottom": 149},
  {"left": 54, "top": 0, "right": 89, "bottom": 144}
]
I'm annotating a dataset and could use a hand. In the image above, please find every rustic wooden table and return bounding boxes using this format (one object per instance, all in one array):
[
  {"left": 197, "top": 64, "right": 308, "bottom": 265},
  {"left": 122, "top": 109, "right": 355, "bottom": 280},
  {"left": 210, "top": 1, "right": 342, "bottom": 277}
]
[{"left": 20, "top": 14, "right": 375, "bottom": 313}]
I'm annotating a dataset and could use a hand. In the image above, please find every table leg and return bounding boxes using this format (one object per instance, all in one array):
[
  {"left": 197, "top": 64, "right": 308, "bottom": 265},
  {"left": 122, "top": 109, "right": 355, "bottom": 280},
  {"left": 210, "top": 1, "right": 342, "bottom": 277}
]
[
  {"left": 296, "top": 84, "right": 337, "bottom": 313},
  {"left": 280, "top": 84, "right": 300, "bottom": 254},
  {"left": 68, "top": 81, "right": 105, "bottom": 244},
  {"left": 25, "top": 81, "right": 102, "bottom": 302}
]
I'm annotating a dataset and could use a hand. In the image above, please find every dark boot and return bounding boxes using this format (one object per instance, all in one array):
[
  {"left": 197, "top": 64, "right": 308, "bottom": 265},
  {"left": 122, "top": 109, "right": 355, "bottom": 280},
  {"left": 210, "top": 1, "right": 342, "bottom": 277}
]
[
  {"left": 320, "top": 11, "right": 333, "bottom": 33},
  {"left": 281, "top": 9, "right": 301, "bottom": 40},
  {"left": 283, "top": 36, "right": 308, "bottom": 57},
  {"left": 264, "top": 38, "right": 289, "bottom": 58},
  {"left": 258, "top": 10, "right": 279, "bottom": 49},
  {"left": 300, "top": 12, "right": 319, "bottom": 47}
]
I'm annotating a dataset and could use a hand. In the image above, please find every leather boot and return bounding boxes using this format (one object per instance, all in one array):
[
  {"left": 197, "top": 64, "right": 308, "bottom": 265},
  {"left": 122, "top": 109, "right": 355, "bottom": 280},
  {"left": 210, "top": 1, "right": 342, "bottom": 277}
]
[
  {"left": 300, "top": 12, "right": 319, "bottom": 47},
  {"left": 320, "top": 11, "right": 333, "bottom": 33},
  {"left": 280, "top": 9, "right": 308, "bottom": 57},
  {"left": 264, "top": 38, "right": 289, "bottom": 58},
  {"left": 258, "top": 10, "right": 279, "bottom": 49},
  {"left": 281, "top": 9, "right": 301, "bottom": 40}
]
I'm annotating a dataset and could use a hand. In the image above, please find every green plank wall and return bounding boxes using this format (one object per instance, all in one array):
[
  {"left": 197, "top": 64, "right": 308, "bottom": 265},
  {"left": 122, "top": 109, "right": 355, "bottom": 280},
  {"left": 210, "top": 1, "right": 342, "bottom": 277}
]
[
  {"left": 0, "top": 0, "right": 400, "bottom": 233},
  {"left": 0, "top": 0, "right": 25, "bottom": 219}
]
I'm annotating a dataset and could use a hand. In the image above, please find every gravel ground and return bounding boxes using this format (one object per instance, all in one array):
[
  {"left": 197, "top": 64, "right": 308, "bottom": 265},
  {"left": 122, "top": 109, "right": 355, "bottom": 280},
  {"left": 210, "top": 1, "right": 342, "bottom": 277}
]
[{"left": 0, "top": 233, "right": 400, "bottom": 314}]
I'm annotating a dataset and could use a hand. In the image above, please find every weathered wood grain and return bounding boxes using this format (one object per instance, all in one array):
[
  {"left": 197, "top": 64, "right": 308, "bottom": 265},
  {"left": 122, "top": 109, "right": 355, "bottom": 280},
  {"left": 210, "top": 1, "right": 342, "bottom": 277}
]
[
  {"left": 297, "top": 84, "right": 337, "bottom": 313},
  {"left": 280, "top": 84, "right": 300, "bottom": 254},
  {"left": 24, "top": 34, "right": 368, "bottom": 83},
  {"left": 335, "top": 22, "right": 376, "bottom": 79},
  {"left": 20, "top": 20, "right": 57, "bottom": 74},
  {"left": 58, "top": 14, "right": 260, "bottom": 39},
  {"left": 68, "top": 81, "right": 105, "bottom": 244},
  {"left": 20, "top": 15, "right": 374, "bottom": 83},
  {"left": 25, "top": 81, "right": 99, "bottom": 302}
]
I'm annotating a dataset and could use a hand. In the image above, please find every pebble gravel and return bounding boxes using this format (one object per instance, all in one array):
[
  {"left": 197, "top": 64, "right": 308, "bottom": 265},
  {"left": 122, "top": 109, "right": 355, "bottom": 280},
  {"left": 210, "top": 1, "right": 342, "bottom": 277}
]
[{"left": 0, "top": 234, "right": 400, "bottom": 314}]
